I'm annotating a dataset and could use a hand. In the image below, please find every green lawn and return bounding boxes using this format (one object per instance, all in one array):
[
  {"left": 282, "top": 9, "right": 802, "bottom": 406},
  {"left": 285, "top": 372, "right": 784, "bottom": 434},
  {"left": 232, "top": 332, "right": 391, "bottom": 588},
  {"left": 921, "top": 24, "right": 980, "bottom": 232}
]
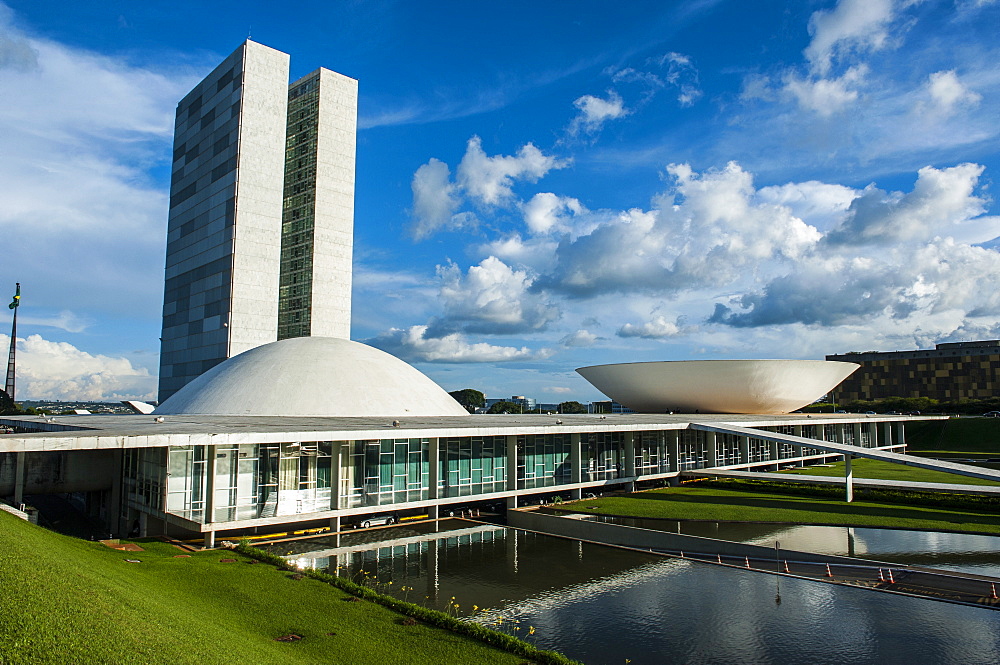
[
  {"left": 552, "top": 483, "right": 1000, "bottom": 534},
  {"left": 0, "top": 513, "right": 533, "bottom": 665},
  {"left": 905, "top": 418, "right": 1000, "bottom": 455},
  {"left": 778, "top": 457, "right": 1000, "bottom": 485}
]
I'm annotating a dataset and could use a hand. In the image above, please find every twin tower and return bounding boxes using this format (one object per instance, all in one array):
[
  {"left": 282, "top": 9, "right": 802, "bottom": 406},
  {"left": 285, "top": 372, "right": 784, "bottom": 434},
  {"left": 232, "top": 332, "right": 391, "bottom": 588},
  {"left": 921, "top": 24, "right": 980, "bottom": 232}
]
[{"left": 158, "top": 41, "right": 357, "bottom": 401}]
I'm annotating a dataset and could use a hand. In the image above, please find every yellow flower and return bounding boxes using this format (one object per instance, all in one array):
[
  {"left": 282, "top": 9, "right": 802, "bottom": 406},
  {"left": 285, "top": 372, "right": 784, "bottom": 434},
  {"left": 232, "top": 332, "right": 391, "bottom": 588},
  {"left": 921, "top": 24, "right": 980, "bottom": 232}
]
[
  {"left": 472, "top": 605, "right": 479, "bottom": 611},
  {"left": 528, "top": 626, "right": 536, "bottom": 635}
]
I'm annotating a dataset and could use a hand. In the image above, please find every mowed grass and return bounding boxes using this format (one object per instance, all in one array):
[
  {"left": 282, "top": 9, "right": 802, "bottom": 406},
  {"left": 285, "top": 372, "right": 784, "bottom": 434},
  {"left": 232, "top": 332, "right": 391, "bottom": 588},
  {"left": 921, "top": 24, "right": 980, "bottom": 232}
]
[
  {"left": 553, "top": 483, "right": 1000, "bottom": 534},
  {"left": 0, "top": 513, "right": 528, "bottom": 665},
  {"left": 905, "top": 418, "right": 1000, "bottom": 455},
  {"left": 778, "top": 458, "right": 1000, "bottom": 485}
]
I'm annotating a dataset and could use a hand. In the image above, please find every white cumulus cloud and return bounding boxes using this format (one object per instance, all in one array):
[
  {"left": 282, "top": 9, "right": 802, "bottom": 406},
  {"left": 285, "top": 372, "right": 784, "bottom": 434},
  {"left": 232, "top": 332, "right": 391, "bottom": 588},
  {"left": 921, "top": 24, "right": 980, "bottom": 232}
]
[
  {"left": 457, "top": 136, "right": 567, "bottom": 207},
  {"left": 782, "top": 65, "right": 867, "bottom": 116},
  {"left": 409, "top": 158, "right": 465, "bottom": 239},
  {"left": 432, "top": 257, "right": 560, "bottom": 334},
  {"left": 617, "top": 315, "right": 684, "bottom": 339},
  {"left": 367, "top": 325, "right": 551, "bottom": 363},
  {"left": 568, "top": 90, "right": 629, "bottom": 135},
  {"left": 804, "top": 0, "right": 896, "bottom": 76},
  {"left": 523, "top": 192, "right": 585, "bottom": 235},
  {"left": 926, "top": 69, "right": 982, "bottom": 116},
  {"left": 6, "top": 333, "right": 155, "bottom": 401},
  {"left": 559, "top": 330, "right": 599, "bottom": 347}
]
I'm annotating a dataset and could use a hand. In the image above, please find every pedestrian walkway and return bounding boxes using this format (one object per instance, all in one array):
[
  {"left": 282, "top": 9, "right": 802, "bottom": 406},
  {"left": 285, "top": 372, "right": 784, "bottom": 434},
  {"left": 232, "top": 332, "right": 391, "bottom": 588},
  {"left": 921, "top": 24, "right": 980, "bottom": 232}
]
[{"left": 662, "top": 549, "right": 1000, "bottom": 609}]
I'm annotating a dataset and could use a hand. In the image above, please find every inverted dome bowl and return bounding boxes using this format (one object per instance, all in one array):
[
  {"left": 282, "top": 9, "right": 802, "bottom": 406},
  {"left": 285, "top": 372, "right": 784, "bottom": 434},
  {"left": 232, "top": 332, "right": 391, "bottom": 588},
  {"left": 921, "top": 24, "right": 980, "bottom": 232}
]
[
  {"left": 576, "top": 359, "right": 858, "bottom": 414},
  {"left": 155, "top": 336, "right": 469, "bottom": 417}
]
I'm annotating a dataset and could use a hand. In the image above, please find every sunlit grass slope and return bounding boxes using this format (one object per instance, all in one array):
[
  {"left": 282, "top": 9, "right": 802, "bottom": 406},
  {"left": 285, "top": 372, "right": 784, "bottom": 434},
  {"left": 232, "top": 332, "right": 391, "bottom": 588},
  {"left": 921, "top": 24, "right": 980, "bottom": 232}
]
[
  {"left": 554, "top": 483, "right": 1000, "bottom": 534},
  {"left": 0, "top": 512, "right": 527, "bottom": 665},
  {"left": 779, "top": 458, "right": 1000, "bottom": 485}
]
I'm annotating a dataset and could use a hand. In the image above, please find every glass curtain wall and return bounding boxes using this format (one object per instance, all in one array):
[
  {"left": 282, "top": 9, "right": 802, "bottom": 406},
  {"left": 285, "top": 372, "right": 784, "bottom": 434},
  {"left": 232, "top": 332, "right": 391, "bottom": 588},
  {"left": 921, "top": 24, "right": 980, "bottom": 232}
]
[
  {"left": 519, "top": 434, "right": 572, "bottom": 489},
  {"left": 124, "top": 447, "right": 167, "bottom": 515},
  {"left": 677, "top": 430, "right": 707, "bottom": 470},
  {"left": 583, "top": 433, "right": 622, "bottom": 481},
  {"left": 634, "top": 431, "right": 670, "bottom": 475},
  {"left": 716, "top": 433, "right": 741, "bottom": 465},
  {"left": 439, "top": 436, "right": 507, "bottom": 498},
  {"left": 165, "top": 442, "right": 334, "bottom": 523},
  {"left": 344, "top": 438, "right": 429, "bottom": 508}
]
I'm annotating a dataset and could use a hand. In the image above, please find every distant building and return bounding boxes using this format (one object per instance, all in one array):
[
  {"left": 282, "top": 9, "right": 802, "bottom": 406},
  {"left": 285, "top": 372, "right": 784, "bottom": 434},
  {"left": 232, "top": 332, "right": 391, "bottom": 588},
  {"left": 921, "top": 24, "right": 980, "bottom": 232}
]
[
  {"left": 826, "top": 340, "right": 1000, "bottom": 402},
  {"left": 158, "top": 41, "right": 357, "bottom": 402},
  {"left": 588, "top": 401, "right": 635, "bottom": 415},
  {"left": 484, "top": 396, "right": 537, "bottom": 412}
]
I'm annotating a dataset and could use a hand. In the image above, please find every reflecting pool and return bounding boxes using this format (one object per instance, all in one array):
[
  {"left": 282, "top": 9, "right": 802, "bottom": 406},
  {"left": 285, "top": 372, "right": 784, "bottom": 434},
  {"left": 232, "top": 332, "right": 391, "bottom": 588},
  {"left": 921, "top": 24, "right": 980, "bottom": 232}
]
[
  {"left": 590, "top": 516, "right": 1000, "bottom": 577},
  {"left": 268, "top": 520, "right": 1000, "bottom": 665}
]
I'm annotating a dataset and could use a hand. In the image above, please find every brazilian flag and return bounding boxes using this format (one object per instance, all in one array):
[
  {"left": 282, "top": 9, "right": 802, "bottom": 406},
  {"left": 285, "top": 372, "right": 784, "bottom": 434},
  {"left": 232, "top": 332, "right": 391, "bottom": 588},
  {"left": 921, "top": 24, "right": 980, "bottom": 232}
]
[{"left": 8, "top": 284, "right": 19, "bottom": 310}]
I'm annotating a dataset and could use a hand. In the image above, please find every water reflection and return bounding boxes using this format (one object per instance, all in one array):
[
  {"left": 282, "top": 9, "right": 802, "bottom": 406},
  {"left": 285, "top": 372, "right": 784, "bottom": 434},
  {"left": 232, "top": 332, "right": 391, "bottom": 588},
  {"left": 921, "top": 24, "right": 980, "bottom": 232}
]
[
  {"left": 268, "top": 520, "right": 1000, "bottom": 665},
  {"left": 592, "top": 516, "right": 1000, "bottom": 577}
]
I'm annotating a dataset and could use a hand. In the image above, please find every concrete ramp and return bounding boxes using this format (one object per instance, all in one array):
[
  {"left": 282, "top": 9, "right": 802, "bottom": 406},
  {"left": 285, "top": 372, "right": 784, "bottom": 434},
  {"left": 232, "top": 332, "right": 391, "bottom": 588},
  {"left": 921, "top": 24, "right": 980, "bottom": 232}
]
[{"left": 690, "top": 422, "right": 1000, "bottom": 484}]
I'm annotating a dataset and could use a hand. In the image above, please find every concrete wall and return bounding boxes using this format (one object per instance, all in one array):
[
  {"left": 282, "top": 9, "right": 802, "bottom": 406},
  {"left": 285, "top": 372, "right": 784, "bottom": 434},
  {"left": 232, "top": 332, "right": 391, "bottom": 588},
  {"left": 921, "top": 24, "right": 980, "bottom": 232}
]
[{"left": 507, "top": 509, "right": 887, "bottom": 566}]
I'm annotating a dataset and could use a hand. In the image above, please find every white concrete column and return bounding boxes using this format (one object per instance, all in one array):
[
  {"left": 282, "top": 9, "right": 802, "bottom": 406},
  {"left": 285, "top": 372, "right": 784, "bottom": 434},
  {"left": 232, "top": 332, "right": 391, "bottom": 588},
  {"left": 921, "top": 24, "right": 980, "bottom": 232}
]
[
  {"left": 898, "top": 422, "right": 906, "bottom": 450},
  {"left": 667, "top": 431, "right": 679, "bottom": 473},
  {"left": 428, "top": 437, "right": 439, "bottom": 500},
  {"left": 109, "top": 449, "right": 123, "bottom": 536},
  {"left": 792, "top": 425, "right": 804, "bottom": 466},
  {"left": 705, "top": 431, "right": 717, "bottom": 468},
  {"left": 769, "top": 438, "right": 780, "bottom": 465},
  {"left": 570, "top": 433, "right": 582, "bottom": 500},
  {"left": 882, "top": 422, "right": 893, "bottom": 447},
  {"left": 330, "top": 515, "right": 341, "bottom": 533},
  {"left": 739, "top": 436, "right": 750, "bottom": 466},
  {"left": 204, "top": 530, "right": 215, "bottom": 549},
  {"left": 845, "top": 454, "right": 854, "bottom": 503},
  {"left": 624, "top": 432, "right": 636, "bottom": 478},
  {"left": 13, "top": 451, "right": 25, "bottom": 505},
  {"left": 204, "top": 445, "right": 217, "bottom": 529},
  {"left": 331, "top": 442, "right": 342, "bottom": 510},
  {"left": 852, "top": 423, "right": 863, "bottom": 449},
  {"left": 506, "top": 434, "right": 518, "bottom": 510}
]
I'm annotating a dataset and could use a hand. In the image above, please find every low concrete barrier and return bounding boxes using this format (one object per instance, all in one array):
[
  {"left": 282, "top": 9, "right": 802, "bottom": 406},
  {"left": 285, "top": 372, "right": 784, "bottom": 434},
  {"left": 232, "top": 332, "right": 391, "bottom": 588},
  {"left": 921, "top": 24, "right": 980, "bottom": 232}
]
[
  {"left": 508, "top": 508, "right": 888, "bottom": 566},
  {"left": 0, "top": 501, "right": 30, "bottom": 521}
]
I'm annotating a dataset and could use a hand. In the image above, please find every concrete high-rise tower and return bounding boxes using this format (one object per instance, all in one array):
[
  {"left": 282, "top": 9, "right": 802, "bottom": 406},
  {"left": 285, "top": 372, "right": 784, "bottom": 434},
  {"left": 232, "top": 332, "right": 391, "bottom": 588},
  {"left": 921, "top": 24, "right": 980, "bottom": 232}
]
[
  {"left": 158, "top": 42, "right": 357, "bottom": 402},
  {"left": 278, "top": 69, "right": 357, "bottom": 340}
]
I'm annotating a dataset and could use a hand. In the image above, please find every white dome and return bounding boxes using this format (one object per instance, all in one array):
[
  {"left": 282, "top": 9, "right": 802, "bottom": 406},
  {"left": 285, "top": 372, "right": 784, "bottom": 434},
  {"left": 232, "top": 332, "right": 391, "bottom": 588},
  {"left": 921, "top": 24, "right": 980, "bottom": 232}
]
[
  {"left": 577, "top": 359, "right": 858, "bottom": 414},
  {"left": 155, "top": 337, "right": 469, "bottom": 417}
]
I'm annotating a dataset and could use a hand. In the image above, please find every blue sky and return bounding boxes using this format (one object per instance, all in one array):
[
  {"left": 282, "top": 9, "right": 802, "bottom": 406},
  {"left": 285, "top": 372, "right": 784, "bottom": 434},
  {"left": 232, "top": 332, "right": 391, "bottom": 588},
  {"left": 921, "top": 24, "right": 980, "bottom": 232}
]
[{"left": 1, "top": 0, "right": 998, "bottom": 402}]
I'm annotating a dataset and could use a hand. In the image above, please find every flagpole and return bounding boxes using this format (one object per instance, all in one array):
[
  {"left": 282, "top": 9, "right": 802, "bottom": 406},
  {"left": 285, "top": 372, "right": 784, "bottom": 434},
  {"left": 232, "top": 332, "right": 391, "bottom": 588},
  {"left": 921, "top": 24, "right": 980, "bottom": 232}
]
[{"left": 6, "top": 283, "right": 19, "bottom": 400}]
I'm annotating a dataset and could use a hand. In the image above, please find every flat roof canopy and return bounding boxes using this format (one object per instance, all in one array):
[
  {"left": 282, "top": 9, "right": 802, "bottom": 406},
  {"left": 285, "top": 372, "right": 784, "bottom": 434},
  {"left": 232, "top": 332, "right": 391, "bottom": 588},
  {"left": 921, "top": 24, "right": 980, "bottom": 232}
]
[{"left": 0, "top": 412, "right": 938, "bottom": 453}]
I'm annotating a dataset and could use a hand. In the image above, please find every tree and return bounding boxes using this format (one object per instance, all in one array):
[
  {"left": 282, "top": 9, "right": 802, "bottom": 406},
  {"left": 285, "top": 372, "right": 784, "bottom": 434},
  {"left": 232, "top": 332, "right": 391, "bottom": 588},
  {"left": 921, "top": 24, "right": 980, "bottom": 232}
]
[
  {"left": 0, "top": 389, "right": 17, "bottom": 415},
  {"left": 558, "top": 401, "right": 587, "bottom": 414},
  {"left": 487, "top": 400, "right": 521, "bottom": 414},
  {"left": 449, "top": 388, "right": 486, "bottom": 413}
]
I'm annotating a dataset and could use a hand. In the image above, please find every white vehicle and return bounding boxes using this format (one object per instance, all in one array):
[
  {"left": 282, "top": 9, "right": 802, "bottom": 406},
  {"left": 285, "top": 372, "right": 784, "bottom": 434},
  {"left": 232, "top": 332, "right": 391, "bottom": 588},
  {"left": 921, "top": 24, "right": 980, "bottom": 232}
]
[{"left": 352, "top": 514, "right": 398, "bottom": 529}]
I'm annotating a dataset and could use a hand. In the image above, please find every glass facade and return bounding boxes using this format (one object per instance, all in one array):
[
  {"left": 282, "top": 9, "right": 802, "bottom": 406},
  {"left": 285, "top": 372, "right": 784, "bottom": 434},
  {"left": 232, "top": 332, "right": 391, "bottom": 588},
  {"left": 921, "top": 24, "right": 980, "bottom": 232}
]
[
  {"left": 146, "top": 422, "right": 898, "bottom": 527},
  {"left": 519, "top": 434, "right": 572, "bottom": 489},
  {"left": 677, "top": 430, "right": 707, "bottom": 470},
  {"left": 634, "top": 431, "right": 670, "bottom": 475},
  {"left": 584, "top": 432, "right": 622, "bottom": 481},
  {"left": 439, "top": 436, "right": 507, "bottom": 497},
  {"left": 278, "top": 73, "right": 321, "bottom": 340},
  {"left": 344, "top": 438, "right": 430, "bottom": 508}
]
